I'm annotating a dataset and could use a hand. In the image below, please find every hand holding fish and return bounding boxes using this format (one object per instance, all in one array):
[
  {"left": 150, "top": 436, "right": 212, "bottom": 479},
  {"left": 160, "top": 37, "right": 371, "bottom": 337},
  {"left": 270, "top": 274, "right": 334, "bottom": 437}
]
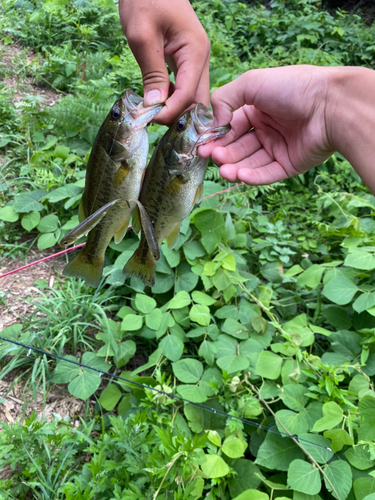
[
  {"left": 118, "top": 0, "right": 210, "bottom": 125},
  {"left": 199, "top": 65, "right": 375, "bottom": 194}
]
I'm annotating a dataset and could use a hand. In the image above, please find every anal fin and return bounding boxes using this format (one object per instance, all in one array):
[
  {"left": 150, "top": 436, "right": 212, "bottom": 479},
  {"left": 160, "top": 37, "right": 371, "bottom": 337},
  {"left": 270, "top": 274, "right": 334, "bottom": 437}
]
[{"left": 114, "top": 217, "right": 131, "bottom": 244}]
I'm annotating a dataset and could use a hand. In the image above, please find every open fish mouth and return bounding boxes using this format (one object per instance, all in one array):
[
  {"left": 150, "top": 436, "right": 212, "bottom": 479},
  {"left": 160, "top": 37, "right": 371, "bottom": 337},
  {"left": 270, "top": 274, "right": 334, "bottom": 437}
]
[
  {"left": 193, "top": 103, "right": 231, "bottom": 147},
  {"left": 121, "top": 89, "right": 164, "bottom": 128}
]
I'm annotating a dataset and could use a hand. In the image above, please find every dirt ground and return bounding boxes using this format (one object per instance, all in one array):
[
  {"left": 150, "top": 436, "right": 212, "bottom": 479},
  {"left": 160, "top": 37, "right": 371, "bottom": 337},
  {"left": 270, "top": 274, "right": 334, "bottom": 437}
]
[{"left": 0, "top": 41, "right": 88, "bottom": 428}]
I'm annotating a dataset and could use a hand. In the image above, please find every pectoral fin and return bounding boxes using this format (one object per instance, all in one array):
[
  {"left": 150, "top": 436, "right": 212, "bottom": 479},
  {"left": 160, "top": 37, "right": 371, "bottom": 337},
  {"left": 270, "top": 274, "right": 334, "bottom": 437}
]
[
  {"left": 193, "top": 183, "right": 204, "bottom": 205},
  {"left": 114, "top": 163, "right": 131, "bottom": 187},
  {"left": 131, "top": 205, "right": 141, "bottom": 234},
  {"left": 61, "top": 199, "right": 121, "bottom": 247},
  {"left": 165, "top": 223, "right": 181, "bottom": 249},
  {"left": 165, "top": 175, "right": 187, "bottom": 197}
]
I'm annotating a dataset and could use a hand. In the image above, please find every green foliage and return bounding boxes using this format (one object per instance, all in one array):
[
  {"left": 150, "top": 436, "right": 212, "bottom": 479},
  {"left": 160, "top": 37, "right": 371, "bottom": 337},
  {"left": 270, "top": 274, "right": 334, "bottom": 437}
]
[{"left": 1, "top": 0, "right": 375, "bottom": 498}]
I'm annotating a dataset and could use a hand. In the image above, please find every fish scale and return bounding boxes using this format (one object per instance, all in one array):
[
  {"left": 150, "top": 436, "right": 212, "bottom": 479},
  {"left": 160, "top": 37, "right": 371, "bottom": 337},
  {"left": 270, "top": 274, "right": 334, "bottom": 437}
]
[
  {"left": 62, "top": 89, "right": 163, "bottom": 287},
  {"left": 124, "top": 103, "right": 231, "bottom": 287}
]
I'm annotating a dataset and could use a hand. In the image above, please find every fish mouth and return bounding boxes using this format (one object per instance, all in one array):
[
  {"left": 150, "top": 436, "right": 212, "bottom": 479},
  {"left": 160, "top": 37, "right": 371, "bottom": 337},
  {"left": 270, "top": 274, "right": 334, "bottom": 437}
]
[
  {"left": 122, "top": 89, "right": 163, "bottom": 128},
  {"left": 192, "top": 103, "right": 231, "bottom": 147}
]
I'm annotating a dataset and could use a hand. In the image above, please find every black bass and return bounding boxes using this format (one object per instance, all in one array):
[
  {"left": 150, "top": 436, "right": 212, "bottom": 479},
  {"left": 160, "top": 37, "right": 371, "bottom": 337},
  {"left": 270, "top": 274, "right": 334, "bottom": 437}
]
[
  {"left": 124, "top": 103, "right": 231, "bottom": 286},
  {"left": 62, "top": 89, "right": 163, "bottom": 287}
]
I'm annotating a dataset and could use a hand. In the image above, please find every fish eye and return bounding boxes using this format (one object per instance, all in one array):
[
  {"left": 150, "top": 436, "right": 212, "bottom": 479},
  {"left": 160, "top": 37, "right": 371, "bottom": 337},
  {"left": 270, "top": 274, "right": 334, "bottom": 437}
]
[
  {"left": 176, "top": 119, "right": 186, "bottom": 131},
  {"left": 111, "top": 108, "right": 121, "bottom": 120}
]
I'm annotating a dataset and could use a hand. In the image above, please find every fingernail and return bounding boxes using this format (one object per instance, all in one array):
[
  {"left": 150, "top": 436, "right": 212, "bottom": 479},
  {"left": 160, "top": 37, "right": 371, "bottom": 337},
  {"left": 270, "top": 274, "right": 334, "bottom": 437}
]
[{"left": 145, "top": 89, "right": 162, "bottom": 105}]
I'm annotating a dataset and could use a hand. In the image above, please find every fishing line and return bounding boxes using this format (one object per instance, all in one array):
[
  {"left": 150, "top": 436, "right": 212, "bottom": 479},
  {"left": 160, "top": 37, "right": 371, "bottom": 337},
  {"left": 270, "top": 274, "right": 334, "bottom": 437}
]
[{"left": 0, "top": 334, "right": 332, "bottom": 452}]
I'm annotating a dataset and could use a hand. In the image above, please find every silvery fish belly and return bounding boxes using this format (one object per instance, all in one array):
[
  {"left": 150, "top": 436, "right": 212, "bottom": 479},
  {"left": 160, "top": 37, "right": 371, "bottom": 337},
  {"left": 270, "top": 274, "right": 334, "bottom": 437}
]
[
  {"left": 62, "top": 89, "right": 163, "bottom": 287},
  {"left": 124, "top": 103, "right": 231, "bottom": 287}
]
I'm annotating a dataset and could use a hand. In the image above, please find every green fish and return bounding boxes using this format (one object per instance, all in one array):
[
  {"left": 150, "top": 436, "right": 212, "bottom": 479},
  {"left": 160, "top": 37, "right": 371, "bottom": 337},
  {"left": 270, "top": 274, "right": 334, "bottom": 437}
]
[
  {"left": 61, "top": 198, "right": 160, "bottom": 261},
  {"left": 62, "top": 89, "right": 163, "bottom": 287},
  {"left": 124, "top": 103, "right": 231, "bottom": 286}
]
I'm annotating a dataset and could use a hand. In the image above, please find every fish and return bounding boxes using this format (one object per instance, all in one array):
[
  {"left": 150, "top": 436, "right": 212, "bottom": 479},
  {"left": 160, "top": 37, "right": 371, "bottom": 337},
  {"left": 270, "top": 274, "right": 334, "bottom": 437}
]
[
  {"left": 123, "top": 103, "right": 231, "bottom": 286},
  {"left": 62, "top": 89, "right": 163, "bottom": 287},
  {"left": 61, "top": 198, "right": 160, "bottom": 260}
]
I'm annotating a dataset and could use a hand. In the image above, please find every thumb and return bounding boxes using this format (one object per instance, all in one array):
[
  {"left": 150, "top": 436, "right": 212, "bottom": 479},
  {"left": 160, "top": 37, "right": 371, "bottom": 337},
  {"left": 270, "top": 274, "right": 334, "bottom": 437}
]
[{"left": 127, "top": 33, "right": 170, "bottom": 107}]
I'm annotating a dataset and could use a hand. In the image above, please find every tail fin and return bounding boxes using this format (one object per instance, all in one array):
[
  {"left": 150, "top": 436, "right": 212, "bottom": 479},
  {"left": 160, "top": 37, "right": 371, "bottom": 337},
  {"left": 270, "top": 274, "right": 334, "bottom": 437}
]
[
  {"left": 123, "top": 246, "right": 156, "bottom": 287},
  {"left": 63, "top": 248, "right": 104, "bottom": 288}
]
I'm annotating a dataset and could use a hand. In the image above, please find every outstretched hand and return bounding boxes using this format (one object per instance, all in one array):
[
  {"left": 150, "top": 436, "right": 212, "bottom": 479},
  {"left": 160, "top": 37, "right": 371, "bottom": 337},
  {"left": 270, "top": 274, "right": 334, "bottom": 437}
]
[
  {"left": 119, "top": 0, "right": 210, "bottom": 125},
  {"left": 199, "top": 65, "right": 336, "bottom": 185}
]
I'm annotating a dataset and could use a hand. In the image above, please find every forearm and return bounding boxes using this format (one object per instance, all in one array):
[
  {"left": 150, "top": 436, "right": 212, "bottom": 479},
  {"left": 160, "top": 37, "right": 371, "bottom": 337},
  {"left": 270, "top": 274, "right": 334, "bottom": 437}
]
[{"left": 327, "top": 66, "right": 375, "bottom": 193}]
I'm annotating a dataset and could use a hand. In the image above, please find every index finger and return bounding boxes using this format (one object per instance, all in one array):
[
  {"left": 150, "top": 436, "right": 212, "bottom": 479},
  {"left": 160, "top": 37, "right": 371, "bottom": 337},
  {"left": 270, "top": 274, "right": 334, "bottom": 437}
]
[{"left": 155, "top": 51, "right": 210, "bottom": 125}]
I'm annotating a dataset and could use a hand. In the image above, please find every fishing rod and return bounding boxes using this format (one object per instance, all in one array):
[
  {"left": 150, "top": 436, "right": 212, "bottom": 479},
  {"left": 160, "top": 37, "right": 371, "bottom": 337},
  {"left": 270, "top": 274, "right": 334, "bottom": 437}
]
[{"left": 0, "top": 334, "right": 332, "bottom": 452}]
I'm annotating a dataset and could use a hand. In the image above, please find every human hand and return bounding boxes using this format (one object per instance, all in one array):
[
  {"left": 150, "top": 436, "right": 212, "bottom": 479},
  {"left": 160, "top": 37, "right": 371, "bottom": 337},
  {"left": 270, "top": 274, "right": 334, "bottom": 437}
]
[
  {"left": 199, "top": 65, "right": 336, "bottom": 185},
  {"left": 119, "top": 0, "right": 210, "bottom": 125}
]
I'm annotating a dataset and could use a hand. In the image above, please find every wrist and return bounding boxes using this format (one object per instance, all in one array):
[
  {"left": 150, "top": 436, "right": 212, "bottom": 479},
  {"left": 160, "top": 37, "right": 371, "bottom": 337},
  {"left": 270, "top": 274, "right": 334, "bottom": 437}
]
[{"left": 326, "top": 66, "right": 375, "bottom": 192}]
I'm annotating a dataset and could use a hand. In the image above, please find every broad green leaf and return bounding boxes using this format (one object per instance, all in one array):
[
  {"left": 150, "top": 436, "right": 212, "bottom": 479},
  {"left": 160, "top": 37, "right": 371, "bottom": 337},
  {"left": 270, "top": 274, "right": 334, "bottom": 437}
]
[
  {"left": 168, "top": 291, "right": 191, "bottom": 309},
  {"left": 153, "top": 272, "right": 174, "bottom": 293},
  {"left": 134, "top": 294, "right": 156, "bottom": 314},
  {"left": 38, "top": 232, "right": 58, "bottom": 250},
  {"left": 162, "top": 244, "right": 180, "bottom": 268},
  {"left": 287, "top": 459, "right": 321, "bottom": 495},
  {"left": 222, "top": 318, "right": 249, "bottom": 339},
  {"left": 121, "top": 314, "right": 143, "bottom": 331},
  {"left": 183, "top": 240, "right": 206, "bottom": 260},
  {"left": 201, "top": 454, "right": 230, "bottom": 478},
  {"left": 216, "top": 355, "right": 250, "bottom": 374},
  {"left": 322, "top": 276, "right": 358, "bottom": 305},
  {"left": 99, "top": 383, "right": 122, "bottom": 410},
  {"left": 358, "top": 396, "right": 375, "bottom": 441},
  {"left": 353, "top": 477, "right": 375, "bottom": 500},
  {"left": 172, "top": 359, "right": 204, "bottom": 383},
  {"left": 192, "top": 290, "right": 216, "bottom": 305},
  {"left": 68, "top": 370, "right": 101, "bottom": 400},
  {"left": 281, "top": 384, "right": 307, "bottom": 411},
  {"left": 45, "top": 184, "right": 81, "bottom": 202},
  {"left": 232, "top": 491, "right": 269, "bottom": 500},
  {"left": 207, "top": 430, "right": 221, "bottom": 447},
  {"left": 255, "top": 351, "right": 283, "bottom": 380},
  {"left": 52, "top": 355, "right": 79, "bottom": 383},
  {"left": 312, "top": 401, "right": 343, "bottom": 432},
  {"left": 159, "top": 334, "right": 184, "bottom": 361},
  {"left": 198, "top": 340, "right": 216, "bottom": 366},
  {"left": 345, "top": 445, "right": 375, "bottom": 470},
  {"left": 228, "top": 460, "right": 262, "bottom": 498},
  {"left": 323, "top": 460, "right": 352, "bottom": 500},
  {"left": 214, "top": 335, "right": 237, "bottom": 358},
  {"left": 145, "top": 308, "right": 162, "bottom": 330},
  {"left": 116, "top": 340, "right": 136, "bottom": 368},
  {"left": 184, "top": 403, "right": 204, "bottom": 433},
  {"left": 177, "top": 384, "right": 207, "bottom": 403},
  {"left": 21, "top": 211, "right": 40, "bottom": 231},
  {"left": 297, "top": 434, "right": 333, "bottom": 464},
  {"left": 222, "top": 435, "right": 247, "bottom": 458},
  {"left": 353, "top": 292, "right": 375, "bottom": 313},
  {"left": 296, "top": 264, "right": 325, "bottom": 288},
  {"left": 344, "top": 251, "right": 375, "bottom": 270},
  {"left": 275, "top": 409, "right": 309, "bottom": 435},
  {"left": 323, "top": 429, "right": 353, "bottom": 452},
  {"left": 37, "top": 214, "right": 59, "bottom": 233},
  {"left": 194, "top": 210, "right": 225, "bottom": 254},
  {"left": 189, "top": 304, "right": 211, "bottom": 326},
  {"left": 175, "top": 271, "right": 199, "bottom": 293},
  {"left": 0, "top": 205, "right": 19, "bottom": 222},
  {"left": 255, "top": 432, "right": 304, "bottom": 471},
  {"left": 13, "top": 190, "right": 46, "bottom": 213}
]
